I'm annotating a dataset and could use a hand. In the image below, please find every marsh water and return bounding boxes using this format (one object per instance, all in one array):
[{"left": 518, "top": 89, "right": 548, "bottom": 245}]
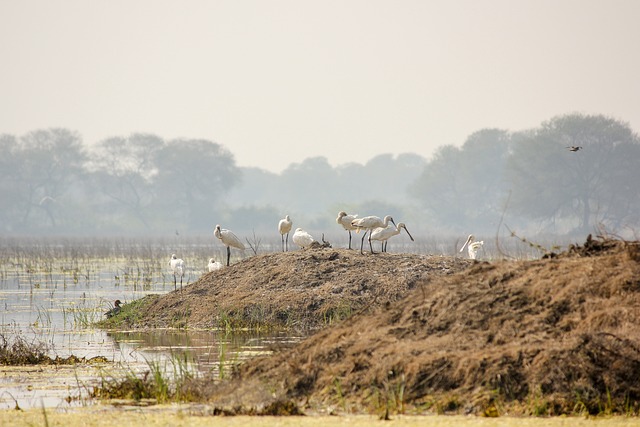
[{"left": 0, "top": 236, "right": 304, "bottom": 410}]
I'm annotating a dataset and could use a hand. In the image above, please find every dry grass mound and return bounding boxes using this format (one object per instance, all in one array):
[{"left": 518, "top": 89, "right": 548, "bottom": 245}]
[
  {"left": 214, "top": 237, "right": 640, "bottom": 416},
  {"left": 121, "top": 249, "right": 473, "bottom": 330}
]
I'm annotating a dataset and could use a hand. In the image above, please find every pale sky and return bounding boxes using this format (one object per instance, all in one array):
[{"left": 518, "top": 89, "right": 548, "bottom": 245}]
[{"left": 1, "top": 1, "right": 639, "bottom": 173}]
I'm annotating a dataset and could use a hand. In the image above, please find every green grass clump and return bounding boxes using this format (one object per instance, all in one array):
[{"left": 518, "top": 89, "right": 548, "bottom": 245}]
[
  {"left": 97, "top": 295, "right": 159, "bottom": 328},
  {"left": 92, "top": 354, "right": 205, "bottom": 404}
]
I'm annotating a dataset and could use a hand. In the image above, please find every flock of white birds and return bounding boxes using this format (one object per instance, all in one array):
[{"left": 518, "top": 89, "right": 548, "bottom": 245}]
[{"left": 167, "top": 213, "right": 484, "bottom": 290}]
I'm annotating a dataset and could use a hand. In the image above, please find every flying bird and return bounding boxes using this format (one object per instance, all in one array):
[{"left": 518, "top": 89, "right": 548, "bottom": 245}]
[
  {"left": 292, "top": 227, "right": 316, "bottom": 249},
  {"left": 460, "top": 234, "right": 484, "bottom": 260},
  {"left": 104, "top": 299, "right": 123, "bottom": 318},
  {"left": 351, "top": 215, "right": 396, "bottom": 254},
  {"left": 169, "top": 254, "right": 185, "bottom": 290},
  {"left": 370, "top": 222, "right": 415, "bottom": 252},
  {"left": 208, "top": 258, "right": 223, "bottom": 272},
  {"left": 566, "top": 146, "right": 582, "bottom": 152},
  {"left": 278, "top": 215, "right": 293, "bottom": 252},
  {"left": 336, "top": 211, "right": 358, "bottom": 249},
  {"left": 214, "top": 224, "right": 246, "bottom": 266}
]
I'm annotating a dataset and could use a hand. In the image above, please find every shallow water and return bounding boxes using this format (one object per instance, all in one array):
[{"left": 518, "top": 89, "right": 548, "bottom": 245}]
[{"left": 0, "top": 239, "right": 302, "bottom": 409}]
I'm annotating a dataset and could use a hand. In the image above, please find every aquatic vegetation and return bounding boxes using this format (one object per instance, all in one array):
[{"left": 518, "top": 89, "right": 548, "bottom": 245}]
[{"left": 0, "top": 333, "right": 50, "bottom": 365}]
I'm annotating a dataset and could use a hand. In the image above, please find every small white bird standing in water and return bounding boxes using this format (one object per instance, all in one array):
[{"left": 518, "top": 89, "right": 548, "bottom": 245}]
[
  {"left": 208, "top": 258, "right": 223, "bottom": 272},
  {"left": 292, "top": 227, "right": 316, "bottom": 249},
  {"left": 336, "top": 211, "right": 358, "bottom": 249},
  {"left": 460, "top": 234, "right": 484, "bottom": 260},
  {"left": 278, "top": 215, "right": 293, "bottom": 252},
  {"left": 214, "top": 224, "right": 246, "bottom": 266},
  {"left": 370, "top": 222, "right": 415, "bottom": 253},
  {"left": 169, "top": 254, "right": 185, "bottom": 290},
  {"left": 351, "top": 215, "right": 396, "bottom": 254}
]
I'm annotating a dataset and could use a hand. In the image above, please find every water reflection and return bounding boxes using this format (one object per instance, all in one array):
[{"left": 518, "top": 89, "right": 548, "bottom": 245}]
[
  {"left": 106, "top": 329, "right": 303, "bottom": 376},
  {"left": 0, "top": 240, "right": 305, "bottom": 409}
]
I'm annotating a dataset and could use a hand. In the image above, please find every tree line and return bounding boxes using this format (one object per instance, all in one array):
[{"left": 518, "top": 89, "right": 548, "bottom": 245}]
[{"left": 1, "top": 113, "right": 639, "bottom": 239}]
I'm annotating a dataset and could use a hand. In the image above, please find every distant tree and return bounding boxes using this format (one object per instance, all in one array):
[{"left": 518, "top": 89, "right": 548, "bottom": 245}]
[
  {"left": 88, "top": 133, "right": 164, "bottom": 230},
  {"left": 153, "top": 138, "right": 241, "bottom": 231},
  {"left": 8, "top": 128, "right": 87, "bottom": 231},
  {"left": 358, "top": 153, "right": 427, "bottom": 204},
  {"left": 506, "top": 113, "right": 640, "bottom": 233},
  {"left": 225, "top": 167, "right": 280, "bottom": 208},
  {"left": 409, "top": 129, "right": 511, "bottom": 232},
  {"left": 279, "top": 156, "right": 336, "bottom": 213},
  {"left": 0, "top": 134, "right": 20, "bottom": 231}
]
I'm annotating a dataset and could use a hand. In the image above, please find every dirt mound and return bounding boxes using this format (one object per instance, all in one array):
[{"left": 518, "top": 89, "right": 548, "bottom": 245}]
[
  {"left": 126, "top": 249, "right": 473, "bottom": 330},
  {"left": 209, "top": 237, "right": 640, "bottom": 416}
]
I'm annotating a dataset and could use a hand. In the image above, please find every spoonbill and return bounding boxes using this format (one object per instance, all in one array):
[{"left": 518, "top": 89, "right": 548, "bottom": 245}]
[
  {"left": 169, "top": 254, "right": 185, "bottom": 290},
  {"left": 351, "top": 215, "right": 396, "bottom": 254},
  {"left": 208, "top": 258, "right": 223, "bottom": 272},
  {"left": 460, "top": 234, "right": 484, "bottom": 260},
  {"left": 278, "top": 215, "right": 293, "bottom": 252},
  {"left": 336, "top": 211, "right": 358, "bottom": 249},
  {"left": 104, "top": 299, "right": 123, "bottom": 318},
  {"left": 292, "top": 227, "right": 315, "bottom": 249},
  {"left": 214, "top": 224, "right": 246, "bottom": 266},
  {"left": 370, "top": 222, "right": 415, "bottom": 252},
  {"left": 566, "top": 146, "right": 582, "bottom": 152}
]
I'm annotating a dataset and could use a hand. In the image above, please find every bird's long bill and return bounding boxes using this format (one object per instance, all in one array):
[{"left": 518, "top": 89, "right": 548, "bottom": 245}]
[
  {"left": 460, "top": 235, "right": 473, "bottom": 252},
  {"left": 403, "top": 227, "right": 415, "bottom": 241}
]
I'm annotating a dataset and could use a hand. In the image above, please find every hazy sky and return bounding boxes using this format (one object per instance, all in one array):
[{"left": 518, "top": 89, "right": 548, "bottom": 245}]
[{"left": 2, "top": 1, "right": 639, "bottom": 173}]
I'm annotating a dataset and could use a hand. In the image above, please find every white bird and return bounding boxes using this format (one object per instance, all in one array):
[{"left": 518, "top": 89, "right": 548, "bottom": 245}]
[
  {"left": 278, "top": 215, "right": 293, "bottom": 252},
  {"left": 336, "top": 211, "right": 358, "bottom": 249},
  {"left": 370, "top": 222, "right": 415, "bottom": 253},
  {"left": 214, "top": 224, "right": 246, "bottom": 266},
  {"left": 169, "top": 254, "right": 185, "bottom": 290},
  {"left": 207, "top": 258, "right": 223, "bottom": 272},
  {"left": 460, "top": 234, "right": 484, "bottom": 260},
  {"left": 292, "top": 227, "right": 316, "bottom": 249},
  {"left": 351, "top": 215, "right": 396, "bottom": 254}
]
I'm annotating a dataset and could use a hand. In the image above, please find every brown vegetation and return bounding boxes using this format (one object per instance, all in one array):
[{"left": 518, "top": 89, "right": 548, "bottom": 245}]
[
  {"left": 0, "top": 334, "right": 108, "bottom": 366},
  {"left": 103, "top": 236, "right": 640, "bottom": 416},
  {"left": 117, "top": 249, "right": 473, "bottom": 330}
]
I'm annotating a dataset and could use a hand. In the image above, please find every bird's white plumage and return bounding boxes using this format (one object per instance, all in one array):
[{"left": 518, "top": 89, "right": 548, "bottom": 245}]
[
  {"left": 292, "top": 227, "right": 315, "bottom": 248},
  {"left": 169, "top": 254, "right": 185, "bottom": 290},
  {"left": 336, "top": 211, "right": 358, "bottom": 230},
  {"left": 351, "top": 215, "right": 394, "bottom": 231},
  {"left": 278, "top": 215, "right": 293, "bottom": 235},
  {"left": 208, "top": 258, "right": 223, "bottom": 272},
  {"left": 460, "top": 234, "right": 484, "bottom": 260},
  {"left": 213, "top": 225, "right": 245, "bottom": 250},
  {"left": 214, "top": 224, "right": 245, "bottom": 266},
  {"left": 214, "top": 225, "right": 245, "bottom": 250},
  {"left": 370, "top": 222, "right": 414, "bottom": 252},
  {"left": 336, "top": 211, "right": 358, "bottom": 249},
  {"left": 351, "top": 215, "right": 396, "bottom": 253},
  {"left": 278, "top": 215, "right": 293, "bottom": 252},
  {"left": 169, "top": 254, "right": 185, "bottom": 276}
]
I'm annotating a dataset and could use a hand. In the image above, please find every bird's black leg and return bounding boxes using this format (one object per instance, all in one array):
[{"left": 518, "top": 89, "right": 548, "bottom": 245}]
[
  {"left": 286, "top": 233, "right": 289, "bottom": 252},
  {"left": 281, "top": 234, "right": 285, "bottom": 252},
  {"left": 173, "top": 273, "right": 177, "bottom": 291},
  {"left": 360, "top": 231, "right": 368, "bottom": 254},
  {"left": 226, "top": 246, "right": 231, "bottom": 266},
  {"left": 368, "top": 233, "right": 376, "bottom": 254},
  {"left": 348, "top": 231, "right": 352, "bottom": 249}
]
